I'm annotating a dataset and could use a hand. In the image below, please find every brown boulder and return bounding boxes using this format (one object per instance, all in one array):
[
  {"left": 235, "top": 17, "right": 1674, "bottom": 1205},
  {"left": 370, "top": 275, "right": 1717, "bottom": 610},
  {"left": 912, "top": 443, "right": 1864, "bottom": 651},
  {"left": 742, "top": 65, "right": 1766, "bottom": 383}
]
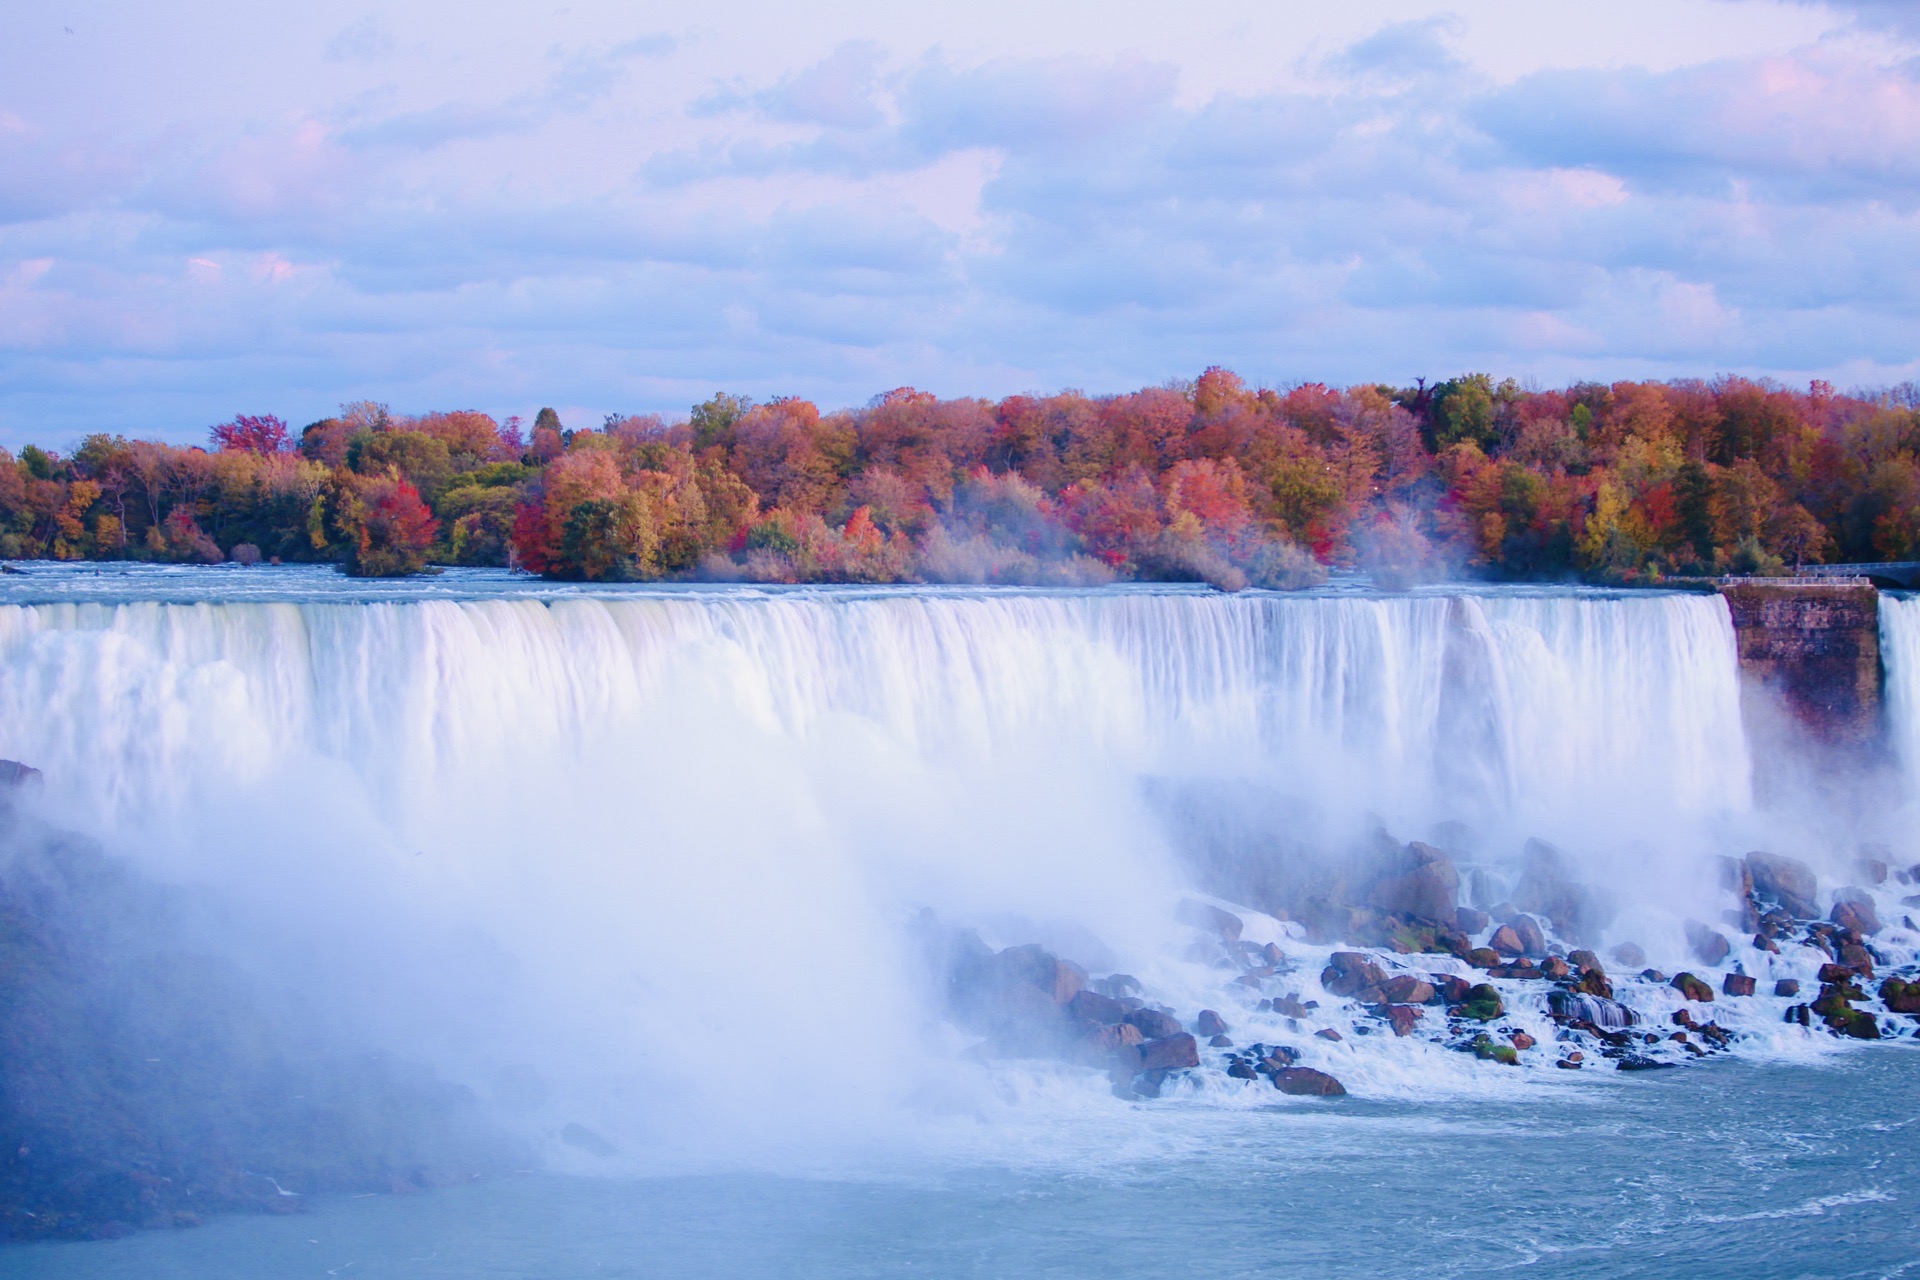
[
  {"left": 1511, "top": 914, "right": 1548, "bottom": 957},
  {"left": 1880, "top": 978, "right": 1920, "bottom": 1014},
  {"left": 1083, "top": 1022, "right": 1146, "bottom": 1059},
  {"left": 1322, "top": 952, "right": 1389, "bottom": 996},
  {"left": 1378, "top": 1004, "right": 1423, "bottom": 1036},
  {"left": 1830, "top": 894, "right": 1881, "bottom": 936},
  {"left": 1722, "top": 973, "right": 1757, "bottom": 997},
  {"left": 1314, "top": 1027, "right": 1343, "bottom": 1041},
  {"left": 1773, "top": 979, "right": 1800, "bottom": 997},
  {"left": 1136, "top": 1032, "right": 1200, "bottom": 1073},
  {"left": 1272, "top": 994, "right": 1312, "bottom": 1018},
  {"left": 1366, "top": 843, "right": 1460, "bottom": 924},
  {"left": 1686, "top": 920, "right": 1731, "bottom": 967},
  {"left": 1195, "top": 1009, "right": 1229, "bottom": 1037},
  {"left": 1511, "top": 1031, "right": 1535, "bottom": 1051},
  {"left": 1611, "top": 942, "right": 1646, "bottom": 968},
  {"left": 1671, "top": 972, "right": 1714, "bottom": 1002},
  {"left": 1488, "top": 925, "right": 1524, "bottom": 955},
  {"left": 1271, "top": 1067, "right": 1346, "bottom": 1096},
  {"left": 1746, "top": 852, "right": 1819, "bottom": 920},
  {"left": 1540, "top": 957, "right": 1571, "bottom": 980},
  {"left": 1125, "top": 1008, "right": 1183, "bottom": 1040},
  {"left": 1380, "top": 975, "right": 1437, "bottom": 1004},
  {"left": 1176, "top": 899, "right": 1244, "bottom": 944},
  {"left": 1467, "top": 947, "right": 1501, "bottom": 970},
  {"left": 1817, "top": 962, "right": 1862, "bottom": 985},
  {"left": 1455, "top": 907, "right": 1490, "bottom": 934},
  {"left": 1068, "top": 989, "right": 1128, "bottom": 1026}
]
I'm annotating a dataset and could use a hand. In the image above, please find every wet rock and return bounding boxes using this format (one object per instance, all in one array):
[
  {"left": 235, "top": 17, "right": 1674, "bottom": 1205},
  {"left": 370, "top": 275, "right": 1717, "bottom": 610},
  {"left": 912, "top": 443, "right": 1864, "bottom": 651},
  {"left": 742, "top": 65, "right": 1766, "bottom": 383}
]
[
  {"left": 1136, "top": 1032, "right": 1201, "bottom": 1072},
  {"left": 1322, "top": 952, "right": 1389, "bottom": 997},
  {"left": 1466, "top": 947, "right": 1501, "bottom": 970},
  {"left": 1272, "top": 994, "right": 1311, "bottom": 1018},
  {"left": 1270, "top": 1067, "right": 1346, "bottom": 1096},
  {"left": 1227, "top": 1058, "right": 1259, "bottom": 1080},
  {"left": 1547, "top": 989, "right": 1640, "bottom": 1029},
  {"left": 1067, "top": 989, "right": 1128, "bottom": 1026},
  {"left": 1685, "top": 920, "right": 1731, "bottom": 967},
  {"left": 1555, "top": 1057, "right": 1582, "bottom": 1069},
  {"left": 1365, "top": 842, "right": 1460, "bottom": 925},
  {"left": 1672, "top": 1008, "right": 1694, "bottom": 1027},
  {"left": 1616, "top": 1056, "right": 1675, "bottom": 1071},
  {"left": 1540, "top": 956, "right": 1571, "bottom": 980},
  {"left": 1470, "top": 1033, "right": 1518, "bottom": 1065},
  {"left": 1378, "top": 1004, "right": 1422, "bottom": 1036},
  {"left": 1513, "top": 838, "right": 1610, "bottom": 943},
  {"left": 1818, "top": 962, "right": 1865, "bottom": 985},
  {"left": 1380, "top": 975, "right": 1437, "bottom": 1005},
  {"left": 1640, "top": 968, "right": 1668, "bottom": 983},
  {"left": 1195, "top": 1009, "right": 1229, "bottom": 1037},
  {"left": 1856, "top": 856, "right": 1889, "bottom": 886},
  {"left": 1838, "top": 942, "right": 1876, "bottom": 976},
  {"left": 1880, "top": 978, "right": 1920, "bottom": 1015},
  {"left": 1573, "top": 967, "right": 1614, "bottom": 999},
  {"left": 1671, "top": 972, "right": 1714, "bottom": 1003},
  {"left": 1830, "top": 893, "right": 1882, "bottom": 936},
  {"left": 1566, "top": 949, "right": 1604, "bottom": 975},
  {"left": 1511, "top": 1031, "right": 1536, "bottom": 1051},
  {"left": 1511, "top": 913, "right": 1548, "bottom": 958},
  {"left": 1208, "top": 1033, "right": 1233, "bottom": 1047},
  {"left": 1434, "top": 975, "right": 1472, "bottom": 1004},
  {"left": 1752, "top": 934, "right": 1780, "bottom": 954},
  {"left": 1722, "top": 974, "right": 1756, "bottom": 997},
  {"left": 1773, "top": 979, "right": 1801, "bottom": 997},
  {"left": 1125, "top": 1008, "right": 1183, "bottom": 1040},
  {"left": 1457, "top": 983, "right": 1503, "bottom": 1022},
  {"left": 1177, "top": 899, "right": 1244, "bottom": 944},
  {"left": 1488, "top": 924, "right": 1524, "bottom": 955},
  {"left": 1092, "top": 974, "right": 1142, "bottom": 998},
  {"left": 1455, "top": 907, "right": 1490, "bottom": 934},
  {"left": 1837, "top": 1011, "right": 1881, "bottom": 1040},
  {"left": 1746, "top": 852, "right": 1819, "bottom": 920},
  {"left": 1084, "top": 1021, "right": 1147, "bottom": 1054},
  {"left": 1259, "top": 942, "right": 1287, "bottom": 967},
  {"left": 1611, "top": 942, "right": 1646, "bottom": 968},
  {"left": 1314, "top": 1027, "right": 1343, "bottom": 1041}
]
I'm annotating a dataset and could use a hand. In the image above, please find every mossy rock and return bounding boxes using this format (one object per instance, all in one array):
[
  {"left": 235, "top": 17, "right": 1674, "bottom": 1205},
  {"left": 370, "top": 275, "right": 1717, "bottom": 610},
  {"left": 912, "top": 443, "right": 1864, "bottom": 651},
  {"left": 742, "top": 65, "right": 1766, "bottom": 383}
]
[
  {"left": 1670, "top": 972, "right": 1713, "bottom": 1003},
  {"left": 1470, "top": 1033, "right": 1519, "bottom": 1066},
  {"left": 1458, "top": 983, "right": 1503, "bottom": 1021}
]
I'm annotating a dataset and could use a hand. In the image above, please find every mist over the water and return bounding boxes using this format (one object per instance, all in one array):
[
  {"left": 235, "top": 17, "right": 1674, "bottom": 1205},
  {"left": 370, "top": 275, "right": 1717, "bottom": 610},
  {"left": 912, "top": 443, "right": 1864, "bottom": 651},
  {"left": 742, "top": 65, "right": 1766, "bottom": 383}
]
[{"left": 0, "top": 578, "right": 1911, "bottom": 1175}]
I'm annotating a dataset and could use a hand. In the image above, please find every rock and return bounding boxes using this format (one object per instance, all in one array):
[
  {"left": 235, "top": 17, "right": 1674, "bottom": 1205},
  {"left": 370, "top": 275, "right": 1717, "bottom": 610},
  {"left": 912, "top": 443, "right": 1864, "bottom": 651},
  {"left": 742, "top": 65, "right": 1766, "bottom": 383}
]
[
  {"left": 1176, "top": 899, "right": 1244, "bottom": 944},
  {"left": 1722, "top": 973, "right": 1756, "bottom": 997},
  {"left": 1880, "top": 978, "right": 1920, "bottom": 1015},
  {"left": 1455, "top": 907, "right": 1490, "bottom": 934},
  {"left": 1227, "top": 1058, "right": 1258, "bottom": 1080},
  {"left": 1671, "top": 972, "right": 1714, "bottom": 1003},
  {"left": 1540, "top": 957, "right": 1571, "bottom": 980},
  {"left": 1080, "top": 1022, "right": 1147, "bottom": 1064},
  {"left": 1208, "top": 1033, "right": 1232, "bottom": 1047},
  {"left": 1512, "top": 838, "right": 1609, "bottom": 942},
  {"left": 1378, "top": 1004, "right": 1422, "bottom": 1036},
  {"left": 1195, "top": 1009, "right": 1229, "bottom": 1037},
  {"left": 1511, "top": 1031, "right": 1535, "bottom": 1051},
  {"left": 1616, "top": 1056, "right": 1675, "bottom": 1072},
  {"left": 1773, "top": 979, "right": 1800, "bottom": 997},
  {"left": 1837, "top": 1011, "right": 1881, "bottom": 1040},
  {"left": 1838, "top": 942, "right": 1876, "bottom": 977},
  {"left": 1314, "top": 1027, "right": 1344, "bottom": 1041},
  {"left": 1672, "top": 1008, "right": 1694, "bottom": 1027},
  {"left": 1567, "top": 949, "right": 1604, "bottom": 976},
  {"left": 1746, "top": 852, "right": 1819, "bottom": 920},
  {"left": 1685, "top": 920, "right": 1731, "bottom": 967},
  {"left": 1093, "top": 974, "right": 1142, "bottom": 997},
  {"left": 995, "top": 944, "right": 1086, "bottom": 1004},
  {"left": 1466, "top": 947, "right": 1501, "bottom": 970},
  {"left": 1136, "top": 1032, "right": 1200, "bottom": 1072},
  {"left": 1640, "top": 968, "right": 1668, "bottom": 983},
  {"left": 1365, "top": 842, "right": 1460, "bottom": 924},
  {"left": 1511, "top": 914, "right": 1548, "bottom": 958},
  {"left": 1818, "top": 962, "right": 1864, "bottom": 985},
  {"left": 1546, "top": 989, "right": 1640, "bottom": 1029},
  {"left": 1856, "top": 856, "right": 1889, "bottom": 886},
  {"left": 0, "top": 759, "right": 42, "bottom": 791},
  {"left": 1611, "top": 942, "right": 1646, "bottom": 968},
  {"left": 1488, "top": 924, "right": 1524, "bottom": 955},
  {"left": 1380, "top": 975, "right": 1436, "bottom": 1004},
  {"left": 1260, "top": 942, "right": 1286, "bottom": 966},
  {"left": 1272, "top": 994, "right": 1312, "bottom": 1018},
  {"left": 1555, "top": 1058, "right": 1582, "bottom": 1069},
  {"left": 1271, "top": 1067, "right": 1346, "bottom": 1096},
  {"left": 1067, "top": 989, "right": 1128, "bottom": 1026},
  {"left": 1573, "top": 967, "right": 1614, "bottom": 999},
  {"left": 1471, "top": 1033, "right": 1518, "bottom": 1065},
  {"left": 1124, "top": 1008, "right": 1183, "bottom": 1040},
  {"left": 1457, "top": 983, "right": 1503, "bottom": 1021},
  {"left": 1830, "top": 893, "right": 1882, "bottom": 936},
  {"left": 1321, "top": 952, "right": 1390, "bottom": 997}
]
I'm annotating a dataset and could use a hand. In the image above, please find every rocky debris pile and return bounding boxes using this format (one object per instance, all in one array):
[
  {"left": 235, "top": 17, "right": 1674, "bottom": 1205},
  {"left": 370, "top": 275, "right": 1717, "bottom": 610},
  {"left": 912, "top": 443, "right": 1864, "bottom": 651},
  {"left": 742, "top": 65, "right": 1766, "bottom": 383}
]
[{"left": 931, "top": 837, "right": 1920, "bottom": 1103}]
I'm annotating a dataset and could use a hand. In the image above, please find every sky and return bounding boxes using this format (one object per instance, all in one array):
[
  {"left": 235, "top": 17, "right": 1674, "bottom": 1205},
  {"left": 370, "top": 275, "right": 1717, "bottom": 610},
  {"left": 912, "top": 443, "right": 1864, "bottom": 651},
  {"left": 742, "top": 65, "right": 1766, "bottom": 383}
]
[{"left": 1, "top": 0, "right": 1918, "bottom": 446}]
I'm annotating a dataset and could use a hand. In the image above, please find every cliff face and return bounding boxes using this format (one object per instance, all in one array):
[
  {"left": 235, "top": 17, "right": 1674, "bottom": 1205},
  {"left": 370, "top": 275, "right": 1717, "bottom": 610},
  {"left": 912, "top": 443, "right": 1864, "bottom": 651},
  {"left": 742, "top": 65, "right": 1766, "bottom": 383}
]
[{"left": 1719, "top": 582, "right": 1882, "bottom": 747}]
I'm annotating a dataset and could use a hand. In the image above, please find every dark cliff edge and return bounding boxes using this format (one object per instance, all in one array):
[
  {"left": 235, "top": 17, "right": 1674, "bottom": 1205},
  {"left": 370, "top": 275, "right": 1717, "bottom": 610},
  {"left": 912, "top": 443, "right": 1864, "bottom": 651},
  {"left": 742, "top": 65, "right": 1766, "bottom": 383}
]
[
  {"left": 0, "top": 791, "right": 522, "bottom": 1242},
  {"left": 1720, "top": 582, "right": 1883, "bottom": 754}
]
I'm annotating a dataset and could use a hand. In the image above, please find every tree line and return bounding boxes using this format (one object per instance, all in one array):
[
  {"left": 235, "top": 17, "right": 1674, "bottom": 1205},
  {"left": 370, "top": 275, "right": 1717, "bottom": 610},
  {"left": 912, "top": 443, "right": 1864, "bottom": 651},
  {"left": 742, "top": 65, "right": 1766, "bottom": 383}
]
[{"left": 2, "top": 370, "right": 1915, "bottom": 585}]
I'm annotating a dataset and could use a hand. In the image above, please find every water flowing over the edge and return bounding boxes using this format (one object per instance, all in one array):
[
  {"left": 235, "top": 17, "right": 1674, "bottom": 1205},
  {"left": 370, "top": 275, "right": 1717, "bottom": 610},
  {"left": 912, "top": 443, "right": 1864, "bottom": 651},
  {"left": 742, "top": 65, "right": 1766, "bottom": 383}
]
[
  {"left": 1, "top": 585, "right": 1881, "bottom": 1161},
  {"left": 1883, "top": 594, "right": 1920, "bottom": 791}
]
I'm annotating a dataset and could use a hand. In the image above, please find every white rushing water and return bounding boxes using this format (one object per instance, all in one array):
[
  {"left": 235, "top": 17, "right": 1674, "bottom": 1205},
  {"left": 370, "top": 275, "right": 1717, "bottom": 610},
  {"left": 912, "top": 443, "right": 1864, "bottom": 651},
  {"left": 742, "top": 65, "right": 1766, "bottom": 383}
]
[
  {"left": 0, "top": 582, "right": 1806, "bottom": 1157},
  {"left": 1882, "top": 594, "right": 1920, "bottom": 795}
]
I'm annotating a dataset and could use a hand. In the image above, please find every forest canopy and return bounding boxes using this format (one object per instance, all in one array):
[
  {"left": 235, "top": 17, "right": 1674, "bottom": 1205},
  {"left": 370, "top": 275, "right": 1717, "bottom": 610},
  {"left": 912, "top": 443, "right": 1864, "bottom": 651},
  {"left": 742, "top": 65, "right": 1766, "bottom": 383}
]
[{"left": 3, "top": 372, "right": 1914, "bottom": 586}]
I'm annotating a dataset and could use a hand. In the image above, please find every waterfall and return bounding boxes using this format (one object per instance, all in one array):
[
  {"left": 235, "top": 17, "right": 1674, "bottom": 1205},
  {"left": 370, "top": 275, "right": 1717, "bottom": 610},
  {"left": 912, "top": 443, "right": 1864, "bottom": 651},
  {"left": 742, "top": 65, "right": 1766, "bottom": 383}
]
[
  {"left": 1883, "top": 594, "right": 1920, "bottom": 795},
  {"left": 0, "top": 585, "right": 1755, "bottom": 1150}
]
